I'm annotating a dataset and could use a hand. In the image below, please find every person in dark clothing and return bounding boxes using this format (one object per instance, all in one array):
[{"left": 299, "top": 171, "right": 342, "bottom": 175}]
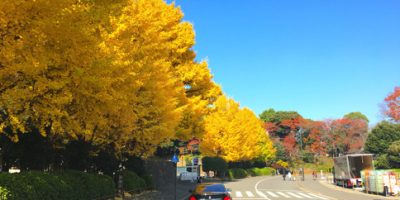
[{"left": 282, "top": 168, "right": 287, "bottom": 181}]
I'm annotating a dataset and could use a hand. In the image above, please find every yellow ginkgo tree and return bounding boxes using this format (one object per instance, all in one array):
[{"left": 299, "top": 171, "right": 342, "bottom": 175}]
[
  {"left": 201, "top": 96, "right": 276, "bottom": 162},
  {"left": 101, "top": 0, "right": 222, "bottom": 156},
  {"left": 0, "top": 0, "right": 222, "bottom": 158},
  {"left": 0, "top": 0, "right": 117, "bottom": 142}
]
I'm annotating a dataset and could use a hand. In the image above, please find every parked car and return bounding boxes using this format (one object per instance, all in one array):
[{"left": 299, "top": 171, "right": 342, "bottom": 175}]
[{"left": 188, "top": 182, "right": 231, "bottom": 200}]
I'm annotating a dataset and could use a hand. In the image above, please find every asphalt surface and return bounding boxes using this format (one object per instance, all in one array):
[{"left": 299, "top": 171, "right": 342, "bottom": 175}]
[
  {"left": 177, "top": 180, "right": 197, "bottom": 200},
  {"left": 219, "top": 175, "right": 398, "bottom": 200}
]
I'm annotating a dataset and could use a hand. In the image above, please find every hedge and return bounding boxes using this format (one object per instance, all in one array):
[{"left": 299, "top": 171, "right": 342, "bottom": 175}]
[
  {"left": 0, "top": 171, "right": 115, "bottom": 200},
  {"left": 247, "top": 167, "right": 276, "bottom": 176},
  {"left": 228, "top": 168, "right": 248, "bottom": 179},
  {"left": 122, "top": 170, "right": 146, "bottom": 192},
  {"left": 202, "top": 157, "right": 228, "bottom": 177},
  {"left": 0, "top": 187, "right": 10, "bottom": 200},
  {"left": 141, "top": 174, "right": 154, "bottom": 189}
]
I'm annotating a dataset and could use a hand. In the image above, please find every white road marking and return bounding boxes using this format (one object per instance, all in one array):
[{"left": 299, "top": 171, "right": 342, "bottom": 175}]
[
  {"left": 277, "top": 192, "right": 291, "bottom": 198},
  {"left": 246, "top": 191, "right": 255, "bottom": 197},
  {"left": 266, "top": 191, "right": 279, "bottom": 198},
  {"left": 256, "top": 190, "right": 271, "bottom": 199},
  {"left": 231, "top": 190, "right": 331, "bottom": 200},
  {"left": 307, "top": 193, "right": 329, "bottom": 200},
  {"left": 287, "top": 192, "right": 304, "bottom": 198},
  {"left": 254, "top": 178, "right": 272, "bottom": 200},
  {"left": 297, "top": 192, "right": 313, "bottom": 199},
  {"left": 236, "top": 191, "right": 243, "bottom": 197}
]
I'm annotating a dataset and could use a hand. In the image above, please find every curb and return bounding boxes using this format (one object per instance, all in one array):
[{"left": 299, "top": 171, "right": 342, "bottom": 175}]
[
  {"left": 318, "top": 180, "right": 399, "bottom": 199},
  {"left": 295, "top": 181, "right": 338, "bottom": 200}
]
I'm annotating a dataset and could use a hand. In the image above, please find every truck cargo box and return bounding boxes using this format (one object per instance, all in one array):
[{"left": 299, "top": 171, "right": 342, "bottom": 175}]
[{"left": 333, "top": 154, "right": 374, "bottom": 188}]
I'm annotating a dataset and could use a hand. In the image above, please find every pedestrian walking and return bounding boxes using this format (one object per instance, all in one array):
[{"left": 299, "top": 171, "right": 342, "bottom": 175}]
[
  {"left": 287, "top": 171, "right": 292, "bottom": 181},
  {"left": 282, "top": 169, "right": 286, "bottom": 181},
  {"left": 292, "top": 170, "right": 296, "bottom": 181},
  {"left": 312, "top": 171, "right": 317, "bottom": 180}
]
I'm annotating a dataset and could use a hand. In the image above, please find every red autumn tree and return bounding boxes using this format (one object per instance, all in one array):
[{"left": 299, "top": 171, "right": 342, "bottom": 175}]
[
  {"left": 384, "top": 86, "right": 400, "bottom": 122},
  {"left": 304, "top": 121, "right": 329, "bottom": 155},
  {"left": 264, "top": 121, "right": 278, "bottom": 137},
  {"left": 280, "top": 116, "right": 306, "bottom": 130},
  {"left": 328, "top": 118, "right": 368, "bottom": 154},
  {"left": 282, "top": 133, "right": 298, "bottom": 157}
]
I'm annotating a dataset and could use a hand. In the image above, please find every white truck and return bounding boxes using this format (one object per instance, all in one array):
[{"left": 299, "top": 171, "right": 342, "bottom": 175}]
[{"left": 333, "top": 154, "right": 374, "bottom": 188}]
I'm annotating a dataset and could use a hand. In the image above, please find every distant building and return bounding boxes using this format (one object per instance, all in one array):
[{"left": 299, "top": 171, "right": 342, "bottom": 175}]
[
  {"left": 177, "top": 138, "right": 201, "bottom": 167},
  {"left": 186, "top": 138, "right": 200, "bottom": 154}
]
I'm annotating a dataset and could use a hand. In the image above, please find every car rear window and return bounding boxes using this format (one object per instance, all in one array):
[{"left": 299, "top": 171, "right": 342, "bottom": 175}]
[{"left": 196, "top": 184, "right": 226, "bottom": 193}]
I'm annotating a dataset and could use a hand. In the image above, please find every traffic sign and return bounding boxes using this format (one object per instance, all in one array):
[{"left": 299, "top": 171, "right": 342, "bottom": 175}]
[{"left": 172, "top": 154, "right": 179, "bottom": 163}]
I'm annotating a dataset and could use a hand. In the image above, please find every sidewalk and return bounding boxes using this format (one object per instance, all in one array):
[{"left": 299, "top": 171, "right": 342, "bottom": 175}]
[
  {"left": 316, "top": 176, "right": 399, "bottom": 200},
  {"left": 177, "top": 180, "right": 197, "bottom": 200}
]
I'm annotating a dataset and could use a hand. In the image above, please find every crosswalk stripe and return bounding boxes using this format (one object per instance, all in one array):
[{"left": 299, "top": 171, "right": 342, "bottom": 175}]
[
  {"left": 297, "top": 192, "right": 313, "bottom": 199},
  {"left": 266, "top": 191, "right": 279, "bottom": 197},
  {"left": 287, "top": 192, "right": 304, "bottom": 199},
  {"left": 256, "top": 191, "right": 271, "bottom": 200},
  {"left": 277, "top": 192, "right": 291, "bottom": 198},
  {"left": 245, "top": 191, "right": 255, "bottom": 197},
  {"left": 236, "top": 191, "right": 243, "bottom": 197},
  {"left": 308, "top": 193, "right": 328, "bottom": 200},
  {"left": 231, "top": 190, "right": 329, "bottom": 199}
]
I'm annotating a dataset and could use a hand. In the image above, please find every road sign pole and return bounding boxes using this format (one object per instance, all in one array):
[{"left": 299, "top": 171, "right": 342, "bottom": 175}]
[
  {"left": 171, "top": 153, "right": 179, "bottom": 200},
  {"left": 174, "top": 163, "right": 178, "bottom": 200}
]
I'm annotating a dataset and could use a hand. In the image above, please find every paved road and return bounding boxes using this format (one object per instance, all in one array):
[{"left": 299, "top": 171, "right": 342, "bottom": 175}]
[{"left": 223, "top": 175, "right": 397, "bottom": 200}]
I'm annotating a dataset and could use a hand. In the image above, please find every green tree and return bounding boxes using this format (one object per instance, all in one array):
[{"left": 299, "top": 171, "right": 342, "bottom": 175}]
[
  {"left": 259, "top": 109, "right": 276, "bottom": 122},
  {"left": 201, "top": 156, "right": 228, "bottom": 177},
  {"left": 388, "top": 140, "right": 400, "bottom": 168},
  {"left": 271, "top": 142, "right": 289, "bottom": 162},
  {"left": 364, "top": 121, "right": 400, "bottom": 155},
  {"left": 259, "top": 109, "right": 301, "bottom": 123},
  {"left": 374, "top": 154, "right": 390, "bottom": 169},
  {"left": 343, "top": 112, "right": 369, "bottom": 123}
]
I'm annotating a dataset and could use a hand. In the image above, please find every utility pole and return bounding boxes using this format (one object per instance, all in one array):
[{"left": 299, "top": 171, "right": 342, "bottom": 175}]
[{"left": 296, "top": 128, "right": 305, "bottom": 181}]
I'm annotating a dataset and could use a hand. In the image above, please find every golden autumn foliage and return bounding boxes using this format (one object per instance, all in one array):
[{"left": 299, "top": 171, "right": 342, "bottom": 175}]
[
  {"left": 201, "top": 96, "right": 276, "bottom": 162},
  {"left": 0, "top": 0, "right": 113, "bottom": 142},
  {"left": 0, "top": 0, "right": 220, "bottom": 157}
]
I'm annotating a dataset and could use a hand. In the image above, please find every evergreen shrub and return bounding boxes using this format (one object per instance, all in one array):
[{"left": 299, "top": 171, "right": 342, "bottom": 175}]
[
  {"left": 228, "top": 168, "right": 248, "bottom": 179},
  {"left": 0, "top": 171, "right": 115, "bottom": 200}
]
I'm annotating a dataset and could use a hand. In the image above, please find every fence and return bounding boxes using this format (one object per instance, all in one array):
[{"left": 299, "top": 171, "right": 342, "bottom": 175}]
[{"left": 94, "top": 159, "right": 183, "bottom": 200}]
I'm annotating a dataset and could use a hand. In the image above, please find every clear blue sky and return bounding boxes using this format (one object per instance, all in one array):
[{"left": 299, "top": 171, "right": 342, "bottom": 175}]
[{"left": 173, "top": 0, "right": 400, "bottom": 125}]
